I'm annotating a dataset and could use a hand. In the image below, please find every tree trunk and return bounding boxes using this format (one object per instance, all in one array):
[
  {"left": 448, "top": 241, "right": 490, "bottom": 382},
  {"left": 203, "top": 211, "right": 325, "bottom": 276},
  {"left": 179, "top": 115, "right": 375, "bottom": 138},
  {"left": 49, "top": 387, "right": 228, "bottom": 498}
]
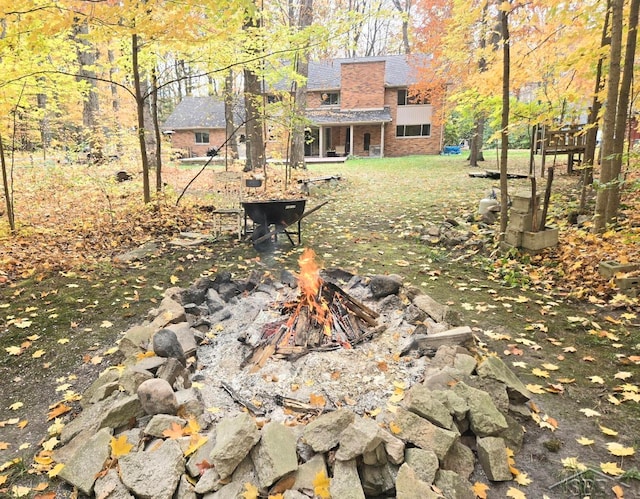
[
  {"left": 243, "top": 9, "right": 266, "bottom": 172},
  {"left": 499, "top": 6, "right": 510, "bottom": 239},
  {"left": 468, "top": 117, "right": 485, "bottom": 166},
  {"left": 605, "top": 0, "right": 639, "bottom": 223},
  {"left": 289, "top": 0, "right": 313, "bottom": 171},
  {"left": 224, "top": 69, "right": 239, "bottom": 160},
  {"left": 151, "top": 67, "right": 163, "bottom": 193},
  {"left": 0, "top": 134, "right": 15, "bottom": 232},
  {"left": 594, "top": 0, "right": 624, "bottom": 231},
  {"left": 132, "top": 33, "right": 151, "bottom": 203}
]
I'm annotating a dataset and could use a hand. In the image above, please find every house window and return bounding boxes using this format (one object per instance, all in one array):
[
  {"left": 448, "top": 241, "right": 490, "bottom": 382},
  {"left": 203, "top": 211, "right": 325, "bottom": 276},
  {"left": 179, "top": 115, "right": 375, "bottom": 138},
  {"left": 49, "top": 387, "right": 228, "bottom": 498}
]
[
  {"left": 396, "top": 124, "right": 431, "bottom": 137},
  {"left": 195, "top": 132, "right": 210, "bottom": 144},
  {"left": 397, "top": 89, "right": 429, "bottom": 106},
  {"left": 364, "top": 133, "right": 371, "bottom": 151},
  {"left": 320, "top": 92, "right": 339, "bottom": 105}
]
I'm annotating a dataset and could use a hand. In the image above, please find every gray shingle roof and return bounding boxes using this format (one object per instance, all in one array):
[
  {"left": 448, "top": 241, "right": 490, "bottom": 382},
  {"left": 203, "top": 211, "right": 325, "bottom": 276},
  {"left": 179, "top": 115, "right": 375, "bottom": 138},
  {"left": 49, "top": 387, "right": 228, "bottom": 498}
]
[
  {"left": 162, "top": 96, "right": 245, "bottom": 131},
  {"left": 306, "top": 107, "right": 392, "bottom": 125}
]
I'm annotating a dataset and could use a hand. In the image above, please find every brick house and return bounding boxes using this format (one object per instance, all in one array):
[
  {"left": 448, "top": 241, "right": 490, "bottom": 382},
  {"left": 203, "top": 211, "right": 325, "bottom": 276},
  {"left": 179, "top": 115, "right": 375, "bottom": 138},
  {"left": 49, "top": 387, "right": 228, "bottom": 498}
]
[{"left": 162, "top": 54, "right": 442, "bottom": 159}]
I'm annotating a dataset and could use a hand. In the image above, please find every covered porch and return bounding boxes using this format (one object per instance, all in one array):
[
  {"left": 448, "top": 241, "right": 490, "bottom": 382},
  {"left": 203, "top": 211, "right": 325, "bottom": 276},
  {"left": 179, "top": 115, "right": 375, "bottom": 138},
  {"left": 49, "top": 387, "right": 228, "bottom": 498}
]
[{"left": 304, "top": 108, "right": 392, "bottom": 159}]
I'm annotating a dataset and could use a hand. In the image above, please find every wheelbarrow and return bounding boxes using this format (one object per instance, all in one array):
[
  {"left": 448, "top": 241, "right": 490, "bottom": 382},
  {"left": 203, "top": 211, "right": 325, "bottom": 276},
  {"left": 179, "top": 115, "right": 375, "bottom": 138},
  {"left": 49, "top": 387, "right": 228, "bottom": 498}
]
[{"left": 242, "top": 199, "right": 329, "bottom": 251}]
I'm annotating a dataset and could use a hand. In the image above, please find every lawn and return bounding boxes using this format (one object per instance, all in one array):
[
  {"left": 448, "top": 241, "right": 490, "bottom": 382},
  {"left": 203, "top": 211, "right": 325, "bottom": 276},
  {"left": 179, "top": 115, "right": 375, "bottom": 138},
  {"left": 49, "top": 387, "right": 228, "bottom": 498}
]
[{"left": 0, "top": 151, "right": 638, "bottom": 497}]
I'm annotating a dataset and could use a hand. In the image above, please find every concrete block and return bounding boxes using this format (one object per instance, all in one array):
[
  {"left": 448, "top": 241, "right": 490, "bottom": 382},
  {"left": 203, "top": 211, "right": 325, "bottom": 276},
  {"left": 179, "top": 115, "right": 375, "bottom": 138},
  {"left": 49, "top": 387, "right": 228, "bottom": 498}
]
[
  {"left": 504, "top": 229, "right": 522, "bottom": 247},
  {"left": 599, "top": 260, "right": 640, "bottom": 279},
  {"left": 615, "top": 276, "right": 640, "bottom": 291},
  {"left": 509, "top": 210, "right": 543, "bottom": 232},
  {"left": 521, "top": 228, "right": 558, "bottom": 251},
  {"left": 511, "top": 192, "right": 540, "bottom": 213}
]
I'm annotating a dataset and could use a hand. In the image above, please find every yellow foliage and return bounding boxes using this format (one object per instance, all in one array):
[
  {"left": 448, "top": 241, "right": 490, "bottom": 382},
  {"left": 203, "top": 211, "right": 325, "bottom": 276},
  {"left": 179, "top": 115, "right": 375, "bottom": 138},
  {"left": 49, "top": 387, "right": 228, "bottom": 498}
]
[{"left": 313, "top": 470, "right": 331, "bottom": 499}]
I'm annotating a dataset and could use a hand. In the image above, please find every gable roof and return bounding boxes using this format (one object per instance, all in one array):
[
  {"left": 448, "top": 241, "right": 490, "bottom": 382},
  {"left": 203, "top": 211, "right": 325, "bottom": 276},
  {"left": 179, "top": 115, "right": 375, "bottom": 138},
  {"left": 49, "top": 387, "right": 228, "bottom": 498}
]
[
  {"left": 307, "top": 53, "right": 431, "bottom": 91},
  {"left": 162, "top": 96, "right": 244, "bottom": 131}
]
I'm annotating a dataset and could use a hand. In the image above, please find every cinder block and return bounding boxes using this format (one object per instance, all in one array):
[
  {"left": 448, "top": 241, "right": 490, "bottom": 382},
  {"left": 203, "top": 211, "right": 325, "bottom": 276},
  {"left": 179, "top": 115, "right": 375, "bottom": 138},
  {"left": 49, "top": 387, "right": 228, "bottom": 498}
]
[
  {"left": 504, "top": 229, "right": 523, "bottom": 247},
  {"left": 511, "top": 192, "right": 541, "bottom": 213},
  {"left": 509, "top": 210, "right": 544, "bottom": 232},
  {"left": 615, "top": 276, "right": 640, "bottom": 290},
  {"left": 521, "top": 228, "right": 558, "bottom": 251},
  {"left": 598, "top": 260, "right": 640, "bottom": 279}
]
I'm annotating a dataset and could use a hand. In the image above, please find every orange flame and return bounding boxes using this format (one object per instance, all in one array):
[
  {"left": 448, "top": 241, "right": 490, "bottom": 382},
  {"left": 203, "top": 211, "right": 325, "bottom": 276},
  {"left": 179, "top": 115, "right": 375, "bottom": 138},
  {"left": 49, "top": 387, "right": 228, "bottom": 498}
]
[{"left": 298, "top": 248, "right": 321, "bottom": 297}]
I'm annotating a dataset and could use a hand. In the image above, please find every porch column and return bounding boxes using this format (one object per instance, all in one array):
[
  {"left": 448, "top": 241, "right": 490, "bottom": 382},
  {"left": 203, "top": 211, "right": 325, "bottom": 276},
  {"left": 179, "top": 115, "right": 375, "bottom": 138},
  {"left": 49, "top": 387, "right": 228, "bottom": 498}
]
[
  {"left": 319, "top": 126, "right": 325, "bottom": 158},
  {"left": 349, "top": 124, "right": 354, "bottom": 156},
  {"left": 380, "top": 123, "right": 385, "bottom": 158}
]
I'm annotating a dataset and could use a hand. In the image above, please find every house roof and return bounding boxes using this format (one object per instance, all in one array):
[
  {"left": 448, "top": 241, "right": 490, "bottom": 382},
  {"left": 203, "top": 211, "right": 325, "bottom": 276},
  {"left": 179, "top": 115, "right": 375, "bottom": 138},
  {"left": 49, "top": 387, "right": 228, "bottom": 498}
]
[
  {"left": 307, "top": 53, "right": 431, "bottom": 91},
  {"left": 306, "top": 107, "right": 393, "bottom": 125},
  {"left": 162, "top": 96, "right": 244, "bottom": 131}
]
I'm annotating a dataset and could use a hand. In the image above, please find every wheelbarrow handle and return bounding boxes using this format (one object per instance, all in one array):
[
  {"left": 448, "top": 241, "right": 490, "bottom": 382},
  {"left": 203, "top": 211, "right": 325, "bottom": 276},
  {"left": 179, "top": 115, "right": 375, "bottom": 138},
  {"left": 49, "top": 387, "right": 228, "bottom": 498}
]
[{"left": 252, "top": 200, "right": 330, "bottom": 245}]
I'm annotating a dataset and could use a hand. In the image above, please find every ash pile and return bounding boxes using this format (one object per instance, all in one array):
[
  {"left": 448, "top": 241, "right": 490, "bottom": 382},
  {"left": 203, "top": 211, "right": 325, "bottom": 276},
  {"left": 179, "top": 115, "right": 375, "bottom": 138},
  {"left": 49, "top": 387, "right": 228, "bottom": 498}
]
[{"left": 51, "top": 249, "right": 534, "bottom": 499}]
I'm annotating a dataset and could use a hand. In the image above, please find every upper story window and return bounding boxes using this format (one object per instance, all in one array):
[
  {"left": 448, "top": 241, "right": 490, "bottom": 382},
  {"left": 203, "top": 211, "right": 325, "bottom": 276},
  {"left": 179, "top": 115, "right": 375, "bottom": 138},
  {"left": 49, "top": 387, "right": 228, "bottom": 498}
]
[
  {"left": 321, "top": 92, "right": 340, "bottom": 105},
  {"left": 195, "top": 132, "right": 210, "bottom": 144},
  {"left": 397, "top": 89, "right": 429, "bottom": 106}
]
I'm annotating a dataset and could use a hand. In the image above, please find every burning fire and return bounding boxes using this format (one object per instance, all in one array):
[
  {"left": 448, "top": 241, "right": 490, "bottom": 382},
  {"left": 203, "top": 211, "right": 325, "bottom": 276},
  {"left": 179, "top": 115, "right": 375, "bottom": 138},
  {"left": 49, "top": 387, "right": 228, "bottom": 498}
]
[{"left": 289, "top": 248, "right": 332, "bottom": 336}]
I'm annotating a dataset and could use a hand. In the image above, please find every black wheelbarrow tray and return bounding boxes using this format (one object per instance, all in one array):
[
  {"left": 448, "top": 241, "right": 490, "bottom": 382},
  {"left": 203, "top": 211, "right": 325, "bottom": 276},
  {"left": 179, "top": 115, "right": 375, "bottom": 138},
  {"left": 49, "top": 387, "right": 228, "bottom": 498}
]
[{"left": 242, "top": 199, "right": 329, "bottom": 250}]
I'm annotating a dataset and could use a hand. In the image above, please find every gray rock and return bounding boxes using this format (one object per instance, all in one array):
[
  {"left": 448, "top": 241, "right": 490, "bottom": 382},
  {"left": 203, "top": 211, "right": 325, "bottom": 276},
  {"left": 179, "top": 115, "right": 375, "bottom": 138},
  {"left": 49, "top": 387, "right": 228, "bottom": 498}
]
[
  {"left": 166, "top": 322, "right": 199, "bottom": 359},
  {"left": 205, "top": 288, "right": 225, "bottom": 314},
  {"left": 133, "top": 355, "right": 168, "bottom": 373},
  {"left": 119, "top": 366, "right": 154, "bottom": 395},
  {"left": 143, "top": 414, "right": 186, "bottom": 438},
  {"left": 501, "top": 414, "right": 525, "bottom": 452},
  {"left": 405, "top": 384, "right": 455, "bottom": 430},
  {"left": 251, "top": 422, "right": 298, "bottom": 488},
  {"left": 180, "top": 277, "right": 213, "bottom": 306},
  {"left": 150, "top": 295, "right": 187, "bottom": 328},
  {"left": 186, "top": 431, "right": 216, "bottom": 477},
  {"left": 369, "top": 274, "right": 402, "bottom": 298},
  {"left": 98, "top": 394, "right": 145, "bottom": 431},
  {"left": 423, "top": 366, "right": 466, "bottom": 390},
  {"left": 81, "top": 369, "right": 121, "bottom": 408},
  {"left": 336, "top": 415, "right": 383, "bottom": 461},
  {"left": 476, "top": 355, "right": 531, "bottom": 404},
  {"left": 453, "top": 382, "right": 508, "bottom": 437},
  {"left": 284, "top": 491, "right": 309, "bottom": 499},
  {"left": 442, "top": 440, "right": 475, "bottom": 479},
  {"left": 175, "top": 474, "right": 197, "bottom": 499},
  {"left": 378, "top": 428, "right": 405, "bottom": 465},
  {"left": 175, "top": 388, "right": 205, "bottom": 418},
  {"left": 395, "top": 463, "right": 439, "bottom": 499},
  {"left": 293, "top": 454, "right": 327, "bottom": 491},
  {"left": 476, "top": 436, "right": 512, "bottom": 481},
  {"left": 431, "top": 389, "right": 468, "bottom": 423},
  {"left": 404, "top": 448, "right": 439, "bottom": 484},
  {"left": 392, "top": 408, "right": 457, "bottom": 460},
  {"left": 119, "top": 325, "right": 156, "bottom": 359},
  {"left": 360, "top": 462, "right": 398, "bottom": 497},
  {"left": 413, "top": 294, "right": 460, "bottom": 324},
  {"left": 119, "top": 439, "right": 185, "bottom": 499},
  {"left": 302, "top": 408, "right": 355, "bottom": 453},
  {"left": 157, "top": 357, "right": 192, "bottom": 390},
  {"left": 58, "top": 427, "right": 113, "bottom": 495},
  {"left": 137, "top": 378, "right": 178, "bottom": 415},
  {"left": 94, "top": 468, "right": 134, "bottom": 499},
  {"left": 203, "top": 480, "right": 243, "bottom": 498},
  {"left": 153, "top": 328, "right": 186, "bottom": 365},
  {"left": 210, "top": 412, "right": 260, "bottom": 479},
  {"left": 434, "top": 469, "right": 475, "bottom": 499},
  {"left": 403, "top": 303, "right": 428, "bottom": 325},
  {"left": 330, "top": 459, "right": 365, "bottom": 499},
  {"left": 194, "top": 468, "right": 222, "bottom": 495},
  {"left": 454, "top": 353, "right": 478, "bottom": 376},
  {"left": 466, "top": 376, "right": 510, "bottom": 414}
]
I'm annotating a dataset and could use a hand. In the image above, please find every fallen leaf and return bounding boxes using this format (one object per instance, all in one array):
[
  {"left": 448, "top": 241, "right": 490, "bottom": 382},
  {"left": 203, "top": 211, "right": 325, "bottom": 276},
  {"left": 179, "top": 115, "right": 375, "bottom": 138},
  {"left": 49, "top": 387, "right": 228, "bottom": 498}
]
[
  {"left": 472, "top": 482, "right": 489, "bottom": 499},
  {"left": 110, "top": 435, "right": 134, "bottom": 458},
  {"left": 313, "top": 470, "right": 331, "bottom": 499},
  {"left": 531, "top": 368, "right": 550, "bottom": 379},
  {"left": 600, "top": 462, "right": 624, "bottom": 476},
  {"left": 11, "top": 485, "right": 31, "bottom": 497},
  {"left": 514, "top": 472, "right": 531, "bottom": 486},
  {"left": 47, "top": 403, "right": 71, "bottom": 421},
  {"left": 309, "top": 393, "right": 326, "bottom": 407},
  {"left": 579, "top": 408, "right": 601, "bottom": 417},
  {"left": 606, "top": 442, "right": 635, "bottom": 457},
  {"left": 561, "top": 457, "right": 587, "bottom": 471},
  {"left": 389, "top": 421, "right": 402, "bottom": 434},
  {"left": 612, "top": 484, "right": 625, "bottom": 498},
  {"left": 599, "top": 425, "right": 619, "bottom": 436},
  {"left": 576, "top": 437, "right": 595, "bottom": 446},
  {"left": 506, "top": 487, "right": 526, "bottom": 498},
  {"left": 588, "top": 375, "right": 605, "bottom": 384},
  {"left": 9, "top": 402, "right": 23, "bottom": 411},
  {"left": 47, "top": 463, "right": 64, "bottom": 478},
  {"left": 162, "top": 422, "right": 185, "bottom": 439},
  {"left": 184, "top": 434, "right": 208, "bottom": 457},
  {"left": 614, "top": 371, "right": 633, "bottom": 380},
  {"left": 525, "top": 384, "right": 546, "bottom": 394}
]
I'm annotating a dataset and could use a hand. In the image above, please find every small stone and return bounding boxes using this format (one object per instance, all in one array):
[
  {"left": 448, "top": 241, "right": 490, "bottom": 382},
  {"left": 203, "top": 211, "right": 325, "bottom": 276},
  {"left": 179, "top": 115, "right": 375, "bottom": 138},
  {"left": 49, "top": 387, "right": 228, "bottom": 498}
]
[
  {"left": 476, "top": 436, "right": 512, "bottom": 481},
  {"left": 302, "top": 409, "right": 355, "bottom": 453},
  {"left": 153, "top": 328, "right": 186, "bottom": 366},
  {"left": 137, "top": 378, "right": 178, "bottom": 416},
  {"left": 370, "top": 274, "right": 403, "bottom": 298},
  {"left": 330, "top": 459, "right": 366, "bottom": 499}
]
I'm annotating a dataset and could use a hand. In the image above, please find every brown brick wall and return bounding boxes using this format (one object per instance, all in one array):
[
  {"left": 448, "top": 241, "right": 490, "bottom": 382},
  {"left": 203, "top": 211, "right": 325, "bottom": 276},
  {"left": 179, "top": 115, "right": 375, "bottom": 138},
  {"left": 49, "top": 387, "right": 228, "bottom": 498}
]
[
  {"left": 341, "top": 62, "right": 386, "bottom": 109},
  {"left": 170, "top": 129, "right": 227, "bottom": 157}
]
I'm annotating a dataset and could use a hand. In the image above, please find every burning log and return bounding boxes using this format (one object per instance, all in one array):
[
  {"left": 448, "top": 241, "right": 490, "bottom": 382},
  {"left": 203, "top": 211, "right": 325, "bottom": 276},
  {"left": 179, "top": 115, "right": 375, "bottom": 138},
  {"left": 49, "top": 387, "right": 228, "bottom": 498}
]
[{"left": 248, "top": 249, "right": 381, "bottom": 371}]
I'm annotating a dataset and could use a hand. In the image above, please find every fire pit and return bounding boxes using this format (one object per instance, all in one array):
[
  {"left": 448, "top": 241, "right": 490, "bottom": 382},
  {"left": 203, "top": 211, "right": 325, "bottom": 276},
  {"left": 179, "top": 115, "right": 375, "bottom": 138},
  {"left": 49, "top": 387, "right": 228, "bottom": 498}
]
[{"left": 247, "top": 249, "right": 380, "bottom": 371}]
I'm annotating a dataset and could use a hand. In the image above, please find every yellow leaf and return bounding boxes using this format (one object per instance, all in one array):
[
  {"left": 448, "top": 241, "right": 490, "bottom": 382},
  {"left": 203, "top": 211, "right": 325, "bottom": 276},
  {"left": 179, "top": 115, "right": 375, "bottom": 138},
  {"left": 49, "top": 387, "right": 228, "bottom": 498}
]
[
  {"left": 136, "top": 351, "right": 156, "bottom": 360},
  {"left": 541, "top": 363, "right": 559, "bottom": 371},
  {"left": 242, "top": 482, "right": 259, "bottom": 499},
  {"left": 579, "top": 408, "right": 601, "bottom": 417},
  {"left": 9, "top": 402, "right": 23, "bottom": 411},
  {"left": 5, "top": 346, "right": 22, "bottom": 355},
  {"left": 184, "top": 434, "right": 208, "bottom": 457},
  {"left": 47, "top": 463, "right": 64, "bottom": 478},
  {"left": 472, "top": 481, "right": 489, "bottom": 499},
  {"left": 506, "top": 487, "right": 526, "bottom": 498},
  {"left": 561, "top": 457, "right": 587, "bottom": 471},
  {"left": 32, "top": 481, "right": 49, "bottom": 491},
  {"left": 614, "top": 371, "right": 633, "bottom": 380},
  {"left": 576, "top": 436, "right": 595, "bottom": 446},
  {"left": 309, "top": 393, "right": 326, "bottom": 407},
  {"left": 41, "top": 437, "right": 59, "bottom": 451},
  {"left": 514, "top": 472, "right": 531, "bottom": 486},
  {"left": 389, "top": 421, "right": 402, "bottom": 434},
  {"left": 32, "top": 349, "right": 46, "bottom": 358},
  {"left": 110, "top": 435, "right": 134, "bottom": 458},
  {"left": 0, "top": 474, "right": 7, "bottom": 486},
  {"left": 57, "top": 338, "right": 70, "bottom": 344},
  {"left": 588, "top": 375, "right": 605, "bottom": 384},
  {"left": 11, "top": 485, "right": 31, "bottom": 497},
  {"left": 525, "top": 384, "right": 545, "bottom": 394},
  {"left": 0, "top": 442, "right": 8, "bottom": 450},
  {"left": 170, "top": 275, "right": 180, "bottom": 285},
  {"left": 313, "top": 470, "right": 331, "bottom": 499},
  {"left": 606, "top": 443, "right": 635, "bottom": 457},
  {"left": 600, "top": 425, "right": 619, "bottom": 436},
  {"left": 100, "top": 320, "right": 113, "bottom": 328},
  {"left": 600, "top": 462, "right": 624, "bottom": 476},
  {"left": 184, "top": 418, "right": 201, "bottom": 436}
]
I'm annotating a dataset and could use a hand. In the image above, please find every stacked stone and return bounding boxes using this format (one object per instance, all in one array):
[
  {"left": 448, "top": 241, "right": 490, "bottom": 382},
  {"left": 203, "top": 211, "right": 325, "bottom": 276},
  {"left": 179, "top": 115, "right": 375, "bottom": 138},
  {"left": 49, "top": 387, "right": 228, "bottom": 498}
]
[
  {"left": 51, "top": 273, "right": 533, "bottom": 498},
  {"left": 504, "top": 191, "right": 559, "bottom": 252}
]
